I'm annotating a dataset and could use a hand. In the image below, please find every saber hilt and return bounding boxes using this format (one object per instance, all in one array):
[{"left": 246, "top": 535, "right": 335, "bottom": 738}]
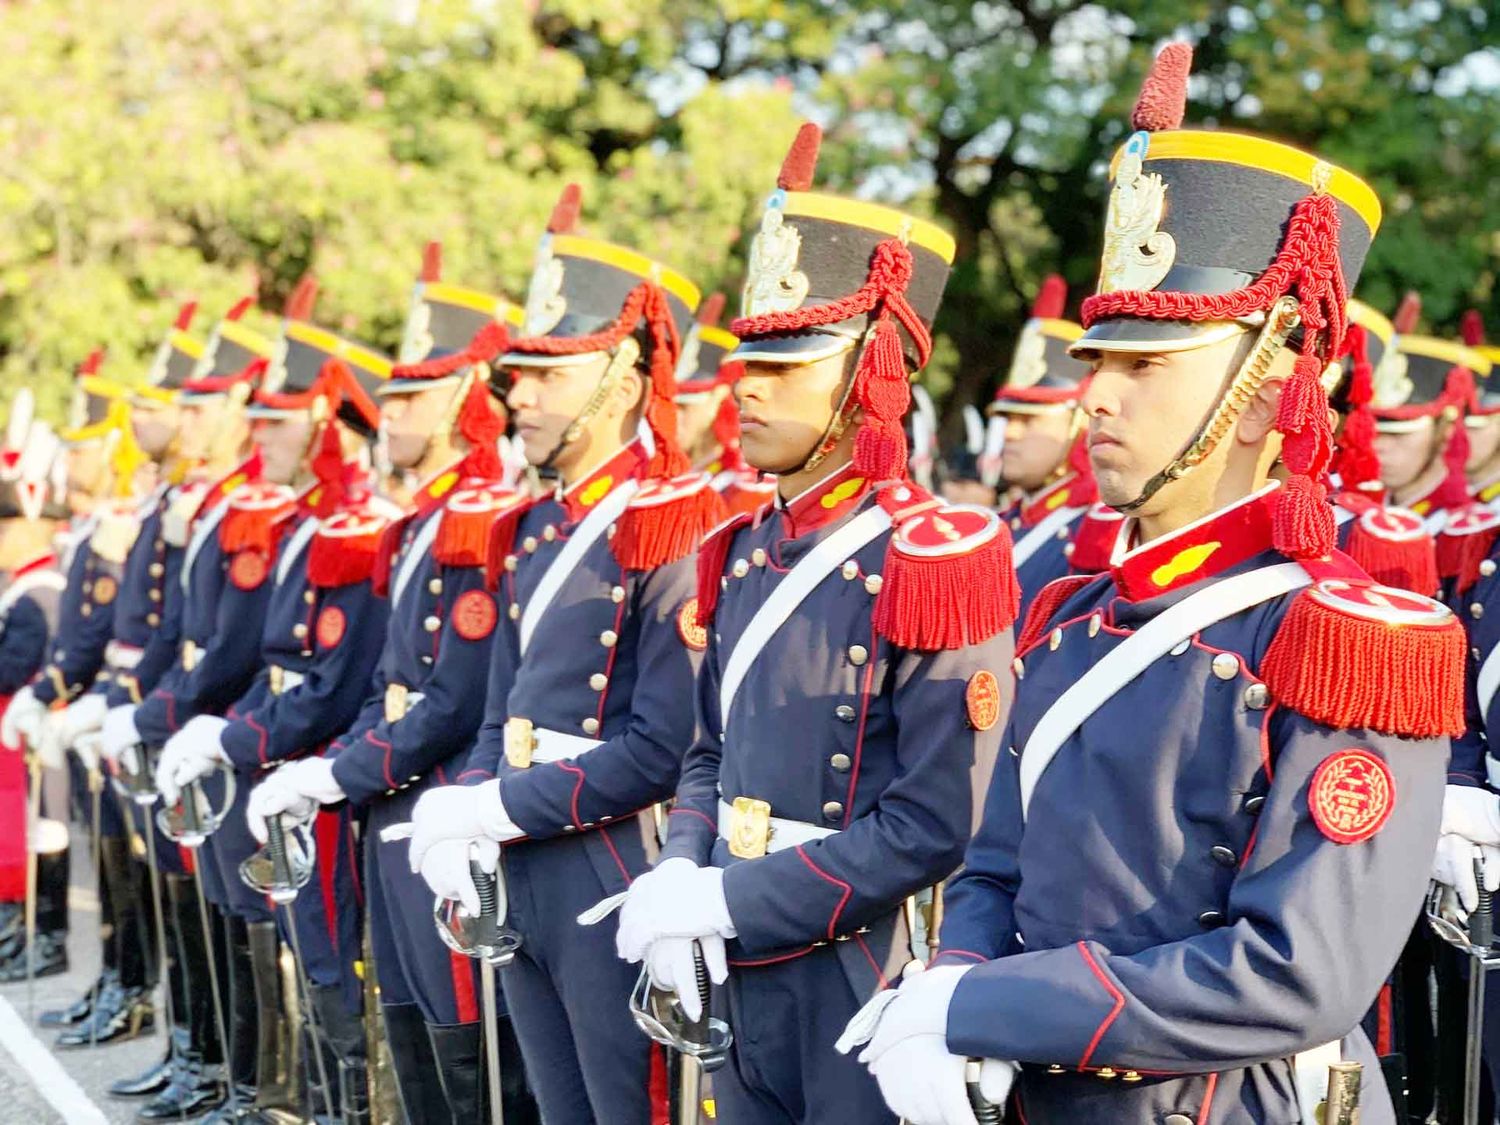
[
  {"left": 1473, "top": 855, "right": 1493, "bottom": 951},
  {"left": 472, "top": 860, "right": 499, "bottom": 919},
  {"left": 265, "top": 815, "right": 297, "bottom": 905},
  {"left": 965, "top": 1059, "right": 1003, "bottom": 1123}
]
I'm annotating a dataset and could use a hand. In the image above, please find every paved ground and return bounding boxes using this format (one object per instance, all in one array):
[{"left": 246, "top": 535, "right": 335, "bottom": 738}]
[{"left": 0, "top": 828, "right": 169, "bottom": 1124}]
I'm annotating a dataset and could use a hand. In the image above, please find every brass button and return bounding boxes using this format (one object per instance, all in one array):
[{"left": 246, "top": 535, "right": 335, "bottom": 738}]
[
  {"left": 1472, "top": 603, "right": 1485, "bottom": 619},
  {"left": 611, "top": 586, "right": 625, "bottom": 604},
  {"left": 834, "top": 705, "right": 856, "bottom": 722},
  {"left": 1209, "top": 845, "right": 1237, "bottom": 867},
  {"left": 1063, "top": 542, "right": 1075, "bottom": 558},
  {"left": 508, "top": 603, "right": 520, "bottom": 620},
  {"left": 1165, "top": 1117, "right": 1194, "bottom": 1125},
  {"left": 1046, "top": 1065, "right": 1065, "bottom": 1075},
  {"left": 864, "top": 574, "right": 883, "bottom": 595},
  {"left": 149, "top": 563, "right": 164, "bottom": 578},
  {"left": 582, "top": 717, "right": 600, "bottom": 736},
  {"left": 147, "top": 613, "right": 160, "bottom": 626},
  {"left": 822, "top": 801, "right": 844, "bottom": 821},
  {"left": 149, "top": 589, "right": 161, "bottom": 603},
  {"left": 751, "top": 548, "right": 767, "bottom": 567},
  {"left": 848, "top": 645, "right": 869, "bottom": 666},
  {"left": 1088, "top": 613, "right": 1102, "bottom": 637},
  {"left": 1055, "top": 526, "right": 1069, "bottom": 540},
  {"left": 841, "top": 560, "right": 858, "bottom": 580},
  {"left": 1211, "top": 653, "right": 1238, "bottom": 680},
  {"left": 523, "top": 536, "right": 538, "bottom": 553},
  {"left": 589, "top": 673, "right": 608, "bottom": 691},
  {"left": 600, "top": 630, "right": 618, "bottom": 648},
  {"left": 1049, "top": 628, "right": 1062, "bottom": 651},
  {"left": 304, "top": 590, "right": 315, "bottom": 604},
  {"left": 543, "top": 525, "right": 557, "bottom": 541},
  {"left": 830, "top": 753, "right": 851, "bottom": 772},
  {"left": 428, "top": 578, "right": 443, "bottom": 595},
  {"left": 1122, "top": 1071, "right": 1141, "bottom": 1082},
  {"left": 423, "top": 616, "right": 440, "bottom": 633},
  {"left": 82, "top": 582, "right": 92, "bottom": 595},
  {"left": 292, "top": 623, "right": 308, "bottom": 638},
  {"left": 1012, "top": 657, "right": 1025, "bottom": 679},
  {"left": 1484, "top": 559, "right": 1498, "bottom": 578},
  {"left": 1244, "top": 795, "right": 1266, "bottom": 815},
  {"left": 504, "top": 555, "right": 518, "bottom": 572},
  {"left": 1197, "top": 909, "right": 1226, "bottom": 928},
  {"left": 1096, "top": 1067, "right": 1117, "bottom": 1079},
  {"left": 1243, "top": 683, "right": 1269, "bottom": 710},
  {"left": 81, "top": 604, "right": 92, "bottom": 617},
  {"left": 732, "top": 559, "right": 750, "bottom": 578}
]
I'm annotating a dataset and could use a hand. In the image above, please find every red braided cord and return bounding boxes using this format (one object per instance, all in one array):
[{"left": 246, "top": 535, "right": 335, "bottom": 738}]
[{"left": 391, "top": 320, "right": 511, "bottom": 381}]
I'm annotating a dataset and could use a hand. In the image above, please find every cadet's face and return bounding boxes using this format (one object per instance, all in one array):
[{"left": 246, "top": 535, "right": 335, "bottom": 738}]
[
  {"left": 1081, "top": 333, "right": 1245, "bottom": 509},
  {"left": 939, "top": 478, "right": 998, "bottom": 508},
  {"left": 675, "top": 391, "right": 724, "bottom": 465},
  {"left": 382, "top": 385, "right": 453, "bottom": 470},
  {"left": 177, "top": 400, "right": 225, "bottom": 460},
  {"left": 734, "top": 349, "right": 855, "bottom": 475},
  {"left": 252, "top": 415, "right": 313, "bottom": 485},
  {"left": 132, "top": 404, "right": 179, "bottom": 457},
  {"left": 1468, "top": 417, "right": 1500, "bottom": 474},
  {"left": 1375, "top": 423, "right": 1439, "bottom": 492},
  {"left": 65, "top": 442, "right": 108, "bottom": 509},
  {"left": 999, "top": 409, "right": 1075, "bottom": 493},
  {"left": 506, "top": 353, "right": 632, "bottom": 475}
]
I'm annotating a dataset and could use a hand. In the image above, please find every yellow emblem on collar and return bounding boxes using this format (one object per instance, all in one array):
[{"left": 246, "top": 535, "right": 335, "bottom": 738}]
[
  {"left": 431, "top": 471, "right": 460, "bottom": 499},
  {"left": 1482, "top": 482, "right": 1500, "bottom": 504},
  {"left": 580, "top": 475, "right": 614, "bottom": 508},
  {"left": 1044, "top": 488, "right": 1072, "bottom": 511},
  {"left": 1150, "top": 541, "right": 1220, "bottom": 588},
  {"left": 1411, "top": 498, "right": 1432, "bottom": 516},
  {"left": 820, "top": 477, "right": 866, "bottom": 510}
]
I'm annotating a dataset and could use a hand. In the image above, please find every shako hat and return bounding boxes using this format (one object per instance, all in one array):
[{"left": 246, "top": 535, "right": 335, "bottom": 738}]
[{"left": 989, "top": 276, "right": 1091, "bottom": 415}]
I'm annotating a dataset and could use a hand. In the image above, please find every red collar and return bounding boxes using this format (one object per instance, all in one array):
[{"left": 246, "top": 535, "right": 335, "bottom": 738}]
[
  {"left": 1111, "top": 483, "right": 1281, "bottom": 602},
  {"left": 778, "top": 461, "right": 871, "bottom": 538},
  {"left": 408, "top": 460, "right": 466, "bottom": 521},
  {"left": 1018, "top": 473, "right": 1086, "bottom": 528},
  {"left": 1473, "top": 472, "right": 1500, "bottom": 506},
  {"left": 194, "top": 453, "right": 262, "bottom": 524},
  {"left": 558, "top": 441, "right": 648, "bottom": 523},
  {"left": 1331, "top": 486, "right": 1384, "bottom": 515},
  {"left": 9, "top": 551, "right": 58, "bottom": 580}
]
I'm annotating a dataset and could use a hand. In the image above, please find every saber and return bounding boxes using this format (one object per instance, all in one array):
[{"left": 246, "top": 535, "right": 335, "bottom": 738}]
[
  {"left": 87, "top": 761, "right": 104, "bottom": 1049},
  {"left": 23, "top": 749, "right": 42, "bottom": 1024},
  {"left": 966, "top": 1059, "right": 1004, "bottom": 1124},
  {"left": 1464, "top": 855, "right": 1494, "bottom": 1125},
  {"left": 129, "top": 745, "right": 178, "bottom": 1078},
  {"left": 471, "top": 861, "right": 506, "bottom": 1125},
  {"left": 676, "top": 943, "right": 715, "bottom": 1125},
  {"left": 1322, "top": 1060, "right": 1363, "bottom": 1125}
]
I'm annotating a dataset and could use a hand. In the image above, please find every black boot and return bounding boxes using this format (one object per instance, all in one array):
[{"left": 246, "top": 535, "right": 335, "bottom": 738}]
[
  {"left": 55, "top": 979, "right": 154, "bottom": 1048},
  {"left": 246, "top": 920, "right": 295, "bottom": 1117},
  {"left": 0, "top": 929, "right": 68, "bottom": 980},
  {"left": 429, "top": 1019, "right": 538, "bottom": 1124},
  {"left": 108, "top": 1026, "right": 184, "bottom": 1099},
  {"left": 0, "top": 900, "right": 22, "bottom": 962},
  {"left": 39, "top": 968, "right": 115, "bottom": 1028},
  {"left": 111, "top": 865, "right": 184, "bottom": 1099},
  {"left": 310, "top": 984, "right": 369, "bottom": 1124},
  {"left": 382, "top": 1004, "right": 448, "bottom": 1125},
  {"left": 194, "top": 916, "right": 259, "bottom": 1124},
  {"left": 0, "top": 849, "right": 70, "bottom": 981}
]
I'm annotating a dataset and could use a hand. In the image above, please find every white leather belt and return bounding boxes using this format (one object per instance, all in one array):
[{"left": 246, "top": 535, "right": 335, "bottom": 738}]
[
  {"left": 104, "top": 641, "right": 143, "bottom": 671},
  {"left": 717, "top": 798, "right": 836, "bottom": 859},
  {"left": 504, "top": 717, "right": 601, "bottom": 768},
  {"left": 1487, "top": 756, "right": 1500, "bottom": 790}
]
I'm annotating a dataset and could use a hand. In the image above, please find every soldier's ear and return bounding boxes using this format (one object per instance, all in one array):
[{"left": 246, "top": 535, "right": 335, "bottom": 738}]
[{"left": 1236, "top": 373, "right": 1286, "bottom": 446}]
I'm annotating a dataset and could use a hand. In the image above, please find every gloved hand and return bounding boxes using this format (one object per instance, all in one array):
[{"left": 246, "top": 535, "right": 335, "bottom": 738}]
[
  {"left": 100, "top": 705, "right": 140, "bottom": 765},
  {"left": 1, "top": 686, "right": 44, "bottom": 749},
  {"left": 32, "top": 711, "right": 67, "bottom": 770},
  {"left": 841, "top": 964, "right": 970, "bottom": 1065},
  {"left": 1441, "top": 784, "right": 1500, "bottom": 848},
  {"left": 246, "top": 758, "right": 345, "bottom": 844},
  {"left": 156, "top": 716, "right": 230, "bottom": 804},
  {"left": 58, "top": 693, "right": 108, "bottom": 746},
  {"left": 73, "top": 732, "right": 103, "bottom": 775},
  {"left": 866, "top": 1038, "right": 1016, "bottom": 1125},
  {"left": 418, "top": 837, "right": 501, "bottom": 919},
  {"left": 643, "top": 934, "right": 728, "bottom": 1022},
  {"left": 614, "top": 857, "right": 737, "bottom": 964},
  {"left": 1432, "top": 833, "right": 1500, "bottom": 916},
  {"left": 406, "top": 780, "right": 523, "bottom": 877}
]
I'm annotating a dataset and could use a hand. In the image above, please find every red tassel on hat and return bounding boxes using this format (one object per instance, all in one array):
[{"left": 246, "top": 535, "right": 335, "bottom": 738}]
[
  {"left": 1431, "top": 365, "right": 1476, "bottom": 511},
  {"left": 1261, "top": 581, "right": 1465, "bottom": 737},
  {"left": 1462, "top": 310, "right": 1486, "bottom": 347},
  {"left": 711, "top": 379, "right": 747, "bottom": 473},
  {"left": 1016, "top": 573, "right": 1095, "bottom": 655},
  {"left": 421, "top": 241, "right": 442, "bottom": 283},
  {"left": 549, "top": 184, "right": 582, "bottom": 234},
  {"left": 693, "top": 512, "right": 754, "bottom": 628},
  {"left": 1132, "top": 43, "right": 1193, "bottom": 132},
  {"left": 284, "top": 275, "right": 319, "bottom": 321},
  {"left": 174, "top": 301, "right": 198, "bottom": 331},
  {"left": 224, "top": 297, "right": 254, "bottom": 322},
  {"left": 1393, "top": 291, "right": 1422, "bottom": 335},
  {"left": 1064, "top": 430, "right": 1099, "bottom": 508},
  {"left": 1030, "top": 275, "right": 1067, "bottom": 321},
  {"left": 777, "top": 123, "right": 822, "bottom": 192},
  {"left": 309, "top": 420, "right": 346, "bottom": 518},
  {"left": 1333, "top": 324, "right": 1380, "bottom": 489},
  {"left": 78, "top": 349, "right": 105, "bottom": 376},
  {"left": 456, "top": 378, "right": 505, "bottom": 481}
]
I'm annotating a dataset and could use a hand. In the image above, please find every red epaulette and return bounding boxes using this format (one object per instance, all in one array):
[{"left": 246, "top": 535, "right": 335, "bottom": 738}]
[
  {"left": 484, "top": 494, "right": 547, "bottom": 591},
  {"left": 720, "top": 472, "right": 779, "bottom": 519},
  {"left": 435, "top": 482, "right": 529, "bottom": 569},
  {"left": 1435, "top": 504, "right": 1500, "bottom": 596},
  {"left": 1261, "top": 553, "right": 1465, "bottom": 738},
  {"left": 872, "top": 485, "right": 1019, "bottom": 651},
  {"left": 611, "top": 471, "right": 729, "bottom": 572},
  {"left": 693, "top": 510, "right": 757, "bottom": 628},
  {"left": 371, "top": 514, "right": 413, "bottom": 598},
  {"left": 1017, "top": 574, "right": 1097, "bottom": 656},
  {"left": 308, "top": 497, "right": 403, "bottom": 589},
  {"left": 219, "top": 482, "right": 297, "bottom": 556},
  {"left": 1343, "top": 505, "right": 1439, "bottom": 596}
]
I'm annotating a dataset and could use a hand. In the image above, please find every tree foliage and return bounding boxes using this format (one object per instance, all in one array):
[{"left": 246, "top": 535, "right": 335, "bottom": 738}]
[{"left": 0, "top": 0, "right": 1494, "bottom": 435}]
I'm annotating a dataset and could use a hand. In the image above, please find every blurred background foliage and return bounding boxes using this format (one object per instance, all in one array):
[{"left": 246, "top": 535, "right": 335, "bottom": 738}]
[{"left": 0, "top": 0, "right": 1495, "bottom": 436}]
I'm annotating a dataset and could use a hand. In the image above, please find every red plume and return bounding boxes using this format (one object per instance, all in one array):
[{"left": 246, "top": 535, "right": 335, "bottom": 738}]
[
  {"left": 777, "top": 123, "right": 822, "bottom": 192},
  {"left": 225, "top": 297, "right": 254, "bottom": 322},
  {"left": 310, "top": 419, "right": 346, "bottom": 517},
  {"left": 284, "top": 275, "right": 319, "bottom": 322},
  {"left": 697, "top": 292, "right": 726, "bottom": 327},
  {"left": 421, "top": 241, "right": 442, "bottom": 283},
  {"left": 173, "top": 301, "right": 198, "bottom": 331},
  {"left": 78, "top": 348, "right": 105, "bottom": 376},
  {"left": 1030, "top": 274, "right": 1067, "bottom": 320},
  {"left": 1393, "top": 291, "right": 1422, "bottom": 335},
  {"left": 1132, "top": 43, "right": 1193, "bottom": 132},
  {"left": 548, "top": 184, "right": 582, "bottom": 235},
  {"left": 1461, "top": 309, "right": 1485, "bottom": 347}
]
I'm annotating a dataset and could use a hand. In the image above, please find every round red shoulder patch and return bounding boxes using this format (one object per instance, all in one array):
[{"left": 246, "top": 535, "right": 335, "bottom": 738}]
[
  {"left": 1308, "top": 749, "right": 1395, "bottom": 845},
  {"left": 229, "top": 551, "right": 269, "bottom": 590},
  {"left": 893, "top": 504, "right": 1002, "bottom": 560},
  {"left": 965, "top": 670, "right": 1002, "bottom": 731},
  {"left": 452, "top": 589, "right": 498, "bottom": 641},
  {"left": 316, "top": 606, "right": 347, "bottom": 649},
  {"left": 677, "top": 598, "right": 708, "bottom": 651},
  {"left": 1358, "top": 506, "right": 1427, "bottom": 543}
]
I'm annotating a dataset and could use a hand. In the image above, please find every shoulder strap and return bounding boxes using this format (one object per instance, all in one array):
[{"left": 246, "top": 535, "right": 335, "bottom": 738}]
[
  {"left": 519, "top": 479, "right": 641, "bottom": 655},
  {"left": 181, "top": 497, "right": 233, "bottom": 592},
  {"left": 718, "top": 505, "right": 892, "bottom": 731},
  {"left": 1018, "top": 561, "right": 1312, "bottom": 819},
  {"left": 276, "top": 516, "right": 320, "bottom": 586},
  {"left": 391, "top": 511, "right": 443, "bottom": 607},
  {"left": 1012, "top": 504, "right": 1086, "bottom": 569},
  {"left": 1478, "top": 641, "right": 1500, "bottom": 724}
]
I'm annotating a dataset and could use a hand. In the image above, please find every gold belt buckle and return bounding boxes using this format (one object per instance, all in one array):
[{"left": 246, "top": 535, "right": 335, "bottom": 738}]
[
  {"left": 269, "top": 666, "right": 284, "bottom": 695},
  {"left": 728, "top": 796, "right": 773, "bottom": 860},
  {"left": 384, "top": 683, "right": 409, "bottom": 724},
  {"left": 181, "top": 640, "right": 199, "bottom": 672},
  {"left": 505, "top": 717, "right": 536, "bottom": 769}
]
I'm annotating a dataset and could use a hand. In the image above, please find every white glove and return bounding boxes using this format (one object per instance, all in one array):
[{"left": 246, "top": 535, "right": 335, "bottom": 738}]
[
  {"left": 32, "top": 711, "right": 67, "bottom": 770},
  {"left": 1441, "top": 784, "right": 1500, "bottom": 847},
  {"left": 844, "top": 964, "right": 970, "bottom": 1065},
  {"left": 1, "top": 686, "right": 44, "bottom": 748},
  {"left": 419, "top": 837, "right": 501, "bottom": 919},
  {"left": 155, "top": 716, "right": 230, "bottom": 804},
  {"left": 644, "top": 935, "right": 729, "bottom": 1022},
  {"left": 73, "top": 733, "right": 103, "bottom": 775},
  {"left": 614, "top": 857, "right": 737, "bottom": 964},
  {"left": 867, "top": 1038, "right": 1016, "bottom": 1125},
  {"left": 406, "top": 780, "right": 524, "bottom": 876},
  {"left": 58, "top": 693, "right": 108, "bottom": 746},
  {"left": 1432, "top": 833, "right": 1500, "bottom": 916},
  {"left": 246, "top": 757, "right": 345, "bottom": 844},
  {"left": 101, "top": 705, "right": 140, "bottom": 765}
]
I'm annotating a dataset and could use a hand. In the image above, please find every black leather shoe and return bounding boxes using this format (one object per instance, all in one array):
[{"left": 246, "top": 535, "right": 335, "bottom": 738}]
[
  {"left": 0, "top": 931, "right": 68, "bottom": 981},
  {"left": 108, "top": 1049, "right": 177, "bottom": 1099},
  {"left": 39, "top": 971, "right": 113, "bottom": 1028},
  {"left": 56, "top": 984, "right": 154, "bottom": 1048},
  {"left": 135, "top": 1059, "right": 226, "bottom": 1121}
]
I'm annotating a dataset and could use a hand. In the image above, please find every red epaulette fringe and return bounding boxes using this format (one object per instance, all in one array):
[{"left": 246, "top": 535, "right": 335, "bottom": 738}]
[
  {"left": 611, "top": 475, "right": 728, "bottom": 573},
  {"left": 693, "top": 511, "right": 755, "bottom": 628},
  {"left": 436, "top": 487, "right": 527, "bottom": 569},
  {"left": 1436, "top": 524, "right": 1500, "bottom": 596},
  {"left": 484, "top": 496, "right": 544, "bottom": 591},
  {"left": 1346, "top": 521, "right": 1439, "bottom": 596},
  {"left": 371, "top": 513, "right": 415, "bottom": 598}
]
